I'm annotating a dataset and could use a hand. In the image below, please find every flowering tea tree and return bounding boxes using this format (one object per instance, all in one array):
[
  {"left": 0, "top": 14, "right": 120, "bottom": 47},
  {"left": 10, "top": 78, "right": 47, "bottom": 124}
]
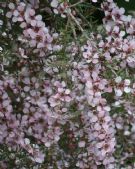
[{"left": 0, "top": 0, "right": 135, "bottom": 168}]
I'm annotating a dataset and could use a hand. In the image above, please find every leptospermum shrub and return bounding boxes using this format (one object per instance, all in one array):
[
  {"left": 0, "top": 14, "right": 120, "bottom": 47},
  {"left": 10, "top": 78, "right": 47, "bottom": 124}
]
[{"left": 0, "top": 0, "right": 135, "bottom": 168}]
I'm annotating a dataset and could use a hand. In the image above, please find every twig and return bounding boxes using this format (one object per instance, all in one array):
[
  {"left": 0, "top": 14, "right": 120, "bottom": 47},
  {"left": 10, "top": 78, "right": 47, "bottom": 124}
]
[
  {"left": 68, "top": 12, "right": 84, "bottom": 33},
  {"left": 69, "top": 1, "right": 84, "bottom": 8}
]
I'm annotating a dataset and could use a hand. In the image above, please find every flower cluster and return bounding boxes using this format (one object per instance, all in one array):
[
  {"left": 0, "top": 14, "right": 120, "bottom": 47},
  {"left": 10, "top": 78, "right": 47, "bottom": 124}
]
[
  {"left": 0, "top": 0, "right": 135, "bottom": 168},
  {"left": 6, "top": 1, "right": 61, "bottom": 57}
]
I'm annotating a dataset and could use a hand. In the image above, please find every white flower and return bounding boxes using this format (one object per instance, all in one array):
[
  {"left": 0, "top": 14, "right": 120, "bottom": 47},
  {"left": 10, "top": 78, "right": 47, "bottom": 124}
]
[
  {"left": 114, "top": 101, "right": 120, "bottom": 107},
  {"left": 65, "top": 89, "right": 71, "bottom": 94},
  {"left": 0, "top": 20, "right": 3, "bottom": 26},
  {"left": 34, "top": 153, "right": 45, "bottom": 163},
  {"left": 104, "top": 106, "right": 111, "bottom": 112},
  {"left": 24, "top": 138, "right": 30, "bottom": 145},
  {"left": 35, "top": 15, "right": 42, "bottom": 21},
  {"left": 115, "top": 76, "right": 122, "bottom": 83},
  {"left": 20, "top": 22, "right": 27, "bottom": 28},
  {"left": 51, "top": 0, "right": 58, "bottom": 8},
  {"left": 6, "top": 12, "right": 13, "bottom": 18},
  {"left": 119, "top": 31, "right": 125, "bottom": 37},
  {"left": 124, "top": 87, "right": 131, "bottom": 93},
  {"left": 78, "top": 141, "right": 86, "bottom": 148},
  {"left": 54, "top": 135, "right": 60, "bottom": 141},
  {"left": 0, "top": 47, "right": 3, "bottom": 52},
  {"left": 124, "top": 79, "right": 131, "bottom": 86},
  {"left": 8, "top": 3, "right": 15, "bottom": 10},
  {"left": 45, "top": 142, "right": 51, "bottom": 147},
  {"left": 115, "top": 89, "right": 123, "bottom": 97},
  {"left": 124, "top": 130, "right": 130, "bottom": 136},
  {"left": 131, "top": 125, "right": 135, "bottom": 132},
  {"left": 92, "top": 0, "right": 97, "bottom": 2}
]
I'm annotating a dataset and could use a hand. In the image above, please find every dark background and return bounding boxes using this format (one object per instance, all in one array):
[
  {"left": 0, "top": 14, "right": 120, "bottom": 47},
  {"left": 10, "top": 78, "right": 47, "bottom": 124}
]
[{"left": 116, "top": 0, "right": 135, "bottom": 12}]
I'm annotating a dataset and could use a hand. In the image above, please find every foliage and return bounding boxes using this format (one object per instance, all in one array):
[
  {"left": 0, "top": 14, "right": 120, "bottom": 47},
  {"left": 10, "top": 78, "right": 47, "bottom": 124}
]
[{"left": 0, "top": 0, "right": 135, "bottom": 169}]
